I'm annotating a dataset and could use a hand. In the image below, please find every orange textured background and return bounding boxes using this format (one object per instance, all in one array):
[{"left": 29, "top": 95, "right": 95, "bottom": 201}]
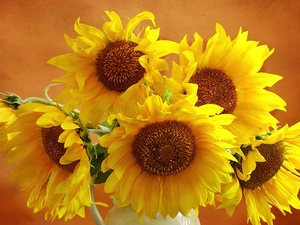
[{"left": 0, "top": 1, "right": 300, "bottom": 225}]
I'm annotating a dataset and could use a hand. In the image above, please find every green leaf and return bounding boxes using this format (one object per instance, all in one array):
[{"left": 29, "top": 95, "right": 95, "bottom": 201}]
[
  {"left": 90, "top": 154, "right": 105, "bottom": 176},
  {"left": 86, "top": 142, "right": 95, "bottom": 155},
  {"left": 95, "top": 143, "right": 107, "bottom": 154},
  {"left": 94, "top": 170, "right": 113, "bottom": 184},
  {"left": 82, "top": 130, "right": 91, "bottom": 143}
]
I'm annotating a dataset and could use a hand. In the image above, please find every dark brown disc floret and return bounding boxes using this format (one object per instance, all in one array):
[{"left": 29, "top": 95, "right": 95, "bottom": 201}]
[
  {"left": 132, "top": 120, "right": 196, "bottom": 176},
  {"left": 239, "top": 142, "right": 284, "bottom": 189},
  {"left": 96, "top": 40, "right": 146, "bottom": 93},
  {"left": 189, "top": 68, "right": 237, "bottom": 114},
  {"left": 41, "top": 126, "right": 79, "bottom": 173}
]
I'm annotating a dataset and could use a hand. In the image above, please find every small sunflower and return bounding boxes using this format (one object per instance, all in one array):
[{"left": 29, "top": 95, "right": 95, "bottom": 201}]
[
  {"left": 218, "top": 122, "right": 300, "bottom": 225},
  {"left": 0, "top": 99, "right": 18, "bottom": 155},
  {"left": 99, "top": 94, "right": 238, "bottom": 220},
  {"left": 165, "top": 23, "right": 286, "bottom": 144},
  {"left": 0, "top": 103, "right": 107, "bottom": 221},
  {"left": 48, "top": 11, "right": 178, "bottom": 126},
  {"left": 0, "top": 99, "right": 17, "bottom": 128}
]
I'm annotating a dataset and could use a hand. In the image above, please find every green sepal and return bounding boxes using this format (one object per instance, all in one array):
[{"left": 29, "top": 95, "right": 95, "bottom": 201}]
[
  {"left": 0, "top": 92, "right": 24, "bottom": 109},
  {"left": 100, "top": 119, "right": 119, "bottom": 129},
  {"left": 163, "top": 87, "right": 172, "bottom": 104}
]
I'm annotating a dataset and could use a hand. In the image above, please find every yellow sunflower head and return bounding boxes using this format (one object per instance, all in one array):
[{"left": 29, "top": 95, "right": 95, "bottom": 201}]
[
  {"left": 0, "top": 99, "right": 17, "bottom": 127},
  {"left": 48, "top": 11, "right": 178, "bottom": 127},
  {"left": 0, "top": 98, "right": 18, "bottom": 156},
  {"left": 0, "top": 102, "right": 107, "bottom": 221},
  {"left": 218, "top": 122, "right": 300, "bottom": 225},
  {"left": 99, "top": 94, "right": 238, "bottom": 220},
  {"left": 165, "top": 23, "right": 286, "bottom": 144}
]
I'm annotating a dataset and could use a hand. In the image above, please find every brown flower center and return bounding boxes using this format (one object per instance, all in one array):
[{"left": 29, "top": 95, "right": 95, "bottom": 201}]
[
  {"left": 132, "top": 120, "right": 196, "bottom": 176},
  {"left": 239, "top": 143, "right": 284, "bottom": 189},
  {"left": 96, "top": 40, "right": 146, "bottom": 93},
  {"left": 189, "top": 68, "right": 237, "bottom": 114},
  {"left": 41, "top": 126, "right": 79, "bottom": 173}
]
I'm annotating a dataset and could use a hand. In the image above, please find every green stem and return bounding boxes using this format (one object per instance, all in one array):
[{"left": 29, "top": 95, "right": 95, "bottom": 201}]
[
  {"left": 88, "top": 126, "right": 112, "bottom": 136},
  {"left": 23, "top": 97, "right": 58, "bottom": 106},
  {"left": 89, "top": 176, "right": 106, "bottom": 225}
]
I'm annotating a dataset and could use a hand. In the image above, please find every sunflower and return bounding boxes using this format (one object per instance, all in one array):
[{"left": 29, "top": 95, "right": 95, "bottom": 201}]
[
  {"left": 217, "top": 122, "right": 300, "bottom": 225},
  {"left": 0, "top": 99, "right": 17, "bottom": 155},
  {"left": 0, "top": 100, "right": 17, "bottom": 128},
  {"left": 0, "top": 102, "right": 107, "bottom": 221},
  {"left": 165, "top": 23, "right": 286, "bottom": 144},
  {"left": 48, "top": 11, "right": 178, "bottom": 126},
  {"left": 99, "top": 93, "right": 238, "bottom": 220}
]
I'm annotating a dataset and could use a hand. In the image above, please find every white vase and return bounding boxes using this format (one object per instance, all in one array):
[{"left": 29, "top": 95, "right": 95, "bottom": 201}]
[{"left": 104, "top": 205, "right": 201, "bottom": 225}]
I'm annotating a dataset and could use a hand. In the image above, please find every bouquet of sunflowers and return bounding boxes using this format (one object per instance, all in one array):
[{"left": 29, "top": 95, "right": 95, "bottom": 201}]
[{"left": 1, "top": 10, "right": 300, "bottom": 225}]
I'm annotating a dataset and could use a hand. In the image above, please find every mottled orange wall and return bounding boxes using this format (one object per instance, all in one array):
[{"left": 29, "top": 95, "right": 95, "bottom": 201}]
[{"left": 0, "top": 1, "right": 300, "bottom": 225}]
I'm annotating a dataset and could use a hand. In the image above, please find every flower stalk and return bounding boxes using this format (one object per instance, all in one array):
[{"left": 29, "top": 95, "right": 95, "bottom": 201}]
[{"left": 89, "top": 176, "right": 106, "bottom": 225}]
